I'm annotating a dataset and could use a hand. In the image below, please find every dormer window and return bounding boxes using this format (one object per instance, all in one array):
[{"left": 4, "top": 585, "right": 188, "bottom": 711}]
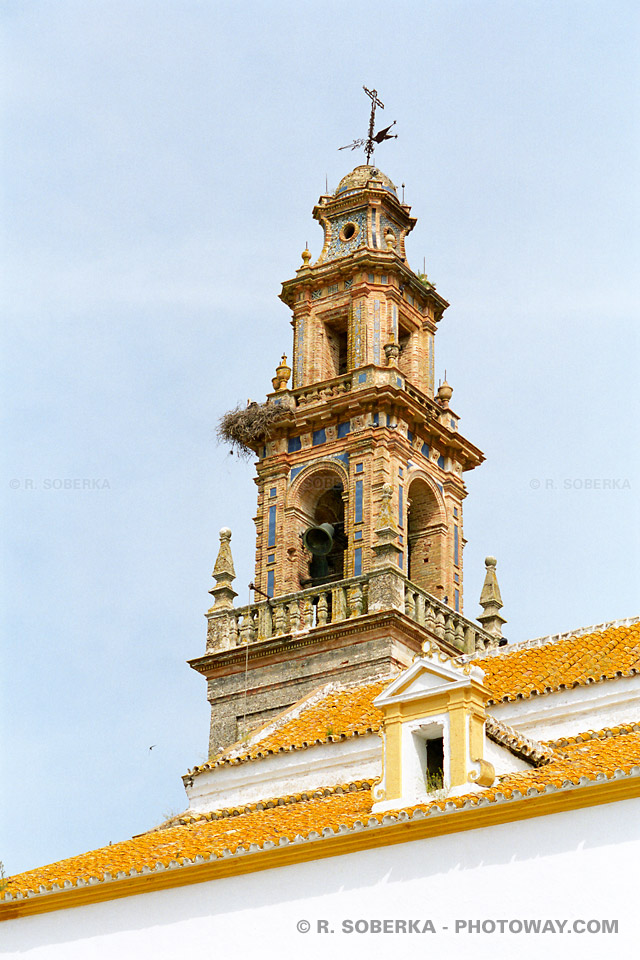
[{"left": 426, "top": 733, "right": 444, "bottom": 792}]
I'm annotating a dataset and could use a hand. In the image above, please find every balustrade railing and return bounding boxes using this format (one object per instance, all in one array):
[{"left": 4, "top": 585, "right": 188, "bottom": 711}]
[
  {"left": 207, "top": 568, "right": 495, "bottom": 655},
  {"left": 220, "top": 575, "right": 369, "bottom": 646},
  {"left": 403, "top": 580, "right": 495, "bottom": 653}
]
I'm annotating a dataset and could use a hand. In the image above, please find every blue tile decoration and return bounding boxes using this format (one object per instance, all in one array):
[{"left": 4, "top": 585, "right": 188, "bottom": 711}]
[
  {"left": 355, "top": 479, "right": 363, "bottom": 523},
  {"left": 399, "top": 485, "right": 403, "bottom": 527},
  {"left": 312, "top": 428, "right": 326, "bottom": 446},
  {"left": 353, "top": 302, "right": 365, "bottom": 367},
  {"left": 421, "top": 442, "right": 430, "bottom": 458},
  {"left": 398, "top": 467, "right": 403, "bottom": 477},
  {"left": 391, "top": 303, "right": 398, "bottom": 341},
  {"left": 268, "top": 505, "right": 277, "bottom": 548},
  {"left": 381, "top": 215, "right": 400, "bottom": 246},
  {"left": 455, "top": 589, "right": 460, "bottom": 612},
  {"left": 355, "top": 463, "right": 364, "bottom": 473},
  {"left": 454, "top": 525, "right": 459, "bottom": 565},
  {"left": 437, "top": 483, "right": 444, "bottom": 493},
  {"left": 267, "top": 570, "right": 275, "bottom": 598},
  {"left": 454, "top": 573, "right": 460, "bottom": 584},
  {"left": 296, "top": 317, "right": 304, "bottom": 386},
  {"left": 371, "top": 209, "right": 378, "bottom": 249},
  {"left": 325, "top": 212, "right": 366, "bottom": 261},
  {"left": 289, "top": 452, "right": 350, "bottom": 485},
  {"left": 396, "top": 376, "right": 403, "bottom": 388},
  {"left": 372, "top": 413, "right": 379, "bottom": 426},
  {"left": 398, "top": 552, "right": 403, "bottom": 570},
  {"left": 354, "top": 547, "right": 362, "bottom": 576},
  {"left": 269, "top": 487, "right": 276, "bottom": 498},
  {"left": 373, "top": 299, "right": 381, "bottom": 365},
  {"left": 354, "top": 530, "right": 363, "bottom": 541},
  {"left": 407, "top": 429, "right": 413, "bottom": 442},
  {"left": 358, "top": 371, "right": 367, "bottom": 384},
  {"left": 438, "top": 455, "right": 445, "bottom": 469},
  {"left": 267, "top": 554, "right": 275, "bottom": 564},
  {"left": 288, "top": 436, "right": 302, "bottom": 453},
  {"left": 453, "top": 507, "right": 458, "bottom": 518},
  {"left": 337, "top": 421, "right": 350, "bottom": 438}
]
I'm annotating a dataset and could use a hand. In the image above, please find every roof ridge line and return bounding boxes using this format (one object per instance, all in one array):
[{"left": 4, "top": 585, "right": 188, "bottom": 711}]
[
  {"left": 463, "top": 615, "right": 640, "bottom": 661},
  {"left": 151, "top": 779, "right": 376, "bottom": 833},
  {"left": 545, "top": 721, "right": 640, "bottom": 749}
]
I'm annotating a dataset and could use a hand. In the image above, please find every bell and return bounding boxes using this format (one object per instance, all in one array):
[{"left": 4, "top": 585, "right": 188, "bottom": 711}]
[{"left": 303, "top": 523, "right": 334, "bottom": 557}]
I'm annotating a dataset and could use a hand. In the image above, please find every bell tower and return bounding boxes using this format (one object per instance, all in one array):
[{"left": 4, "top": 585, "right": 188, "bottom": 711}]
[
  {"left": 191, "top": 165, "right": 501, "bottom": 755},
  {"left": 253, "top": 165, "right": 483, "bottom": 612}
]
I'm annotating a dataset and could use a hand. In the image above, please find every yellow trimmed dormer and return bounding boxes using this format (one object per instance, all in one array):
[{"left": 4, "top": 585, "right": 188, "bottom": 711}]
[{"left": 371, "top": 642, "right": 495, "bottom": 812}]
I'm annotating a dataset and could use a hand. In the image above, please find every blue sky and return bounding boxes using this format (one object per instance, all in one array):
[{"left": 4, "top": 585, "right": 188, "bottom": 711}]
[{"left": 1, "top": 0, "right": 638, "bottom": 877}]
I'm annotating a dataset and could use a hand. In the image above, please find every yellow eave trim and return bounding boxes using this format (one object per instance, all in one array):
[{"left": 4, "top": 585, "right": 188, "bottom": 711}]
[{"left": 2, "top": 774, "right": 639, "bottom": 923}]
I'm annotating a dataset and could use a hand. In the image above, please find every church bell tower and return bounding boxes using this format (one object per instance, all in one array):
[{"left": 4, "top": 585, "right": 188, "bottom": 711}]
[{"left": 190, "top": 163, "right": 503, "bottom": 755}]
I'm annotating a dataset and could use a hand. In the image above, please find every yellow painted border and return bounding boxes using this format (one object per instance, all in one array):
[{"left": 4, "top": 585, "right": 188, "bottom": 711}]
[{"left": 2, "top": 775, "right": 638, "bottom": 922}]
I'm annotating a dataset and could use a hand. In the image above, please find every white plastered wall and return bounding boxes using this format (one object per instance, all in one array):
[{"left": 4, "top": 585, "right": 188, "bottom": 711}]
[{"left": 3, "top": 797, "right": 638, "bottom": 960}]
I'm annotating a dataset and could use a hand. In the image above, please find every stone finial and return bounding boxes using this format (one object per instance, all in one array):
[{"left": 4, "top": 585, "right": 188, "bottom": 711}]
[
  {"left": 437, "top": 380, "right": 453, "bottom": 407},
  {"left": 477, "top": 556, "right": 506, "bottom": 642},
  {"left": 384, "top": 342, "right": 400, "bottom": 367},
  {"left": 208, "top": 527, "right": 238, "bottom": 611},
  {"left": 301, "top": 247, "right": 311, "bottom": 267},
  {"left": 272, "top": 353, "right": 291, "bottom": 392}
]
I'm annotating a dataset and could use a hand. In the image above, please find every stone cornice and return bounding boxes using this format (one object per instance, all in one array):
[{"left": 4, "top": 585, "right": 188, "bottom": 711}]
[{"left": 190, "top": 609, "right": 459, "bottom": 679}]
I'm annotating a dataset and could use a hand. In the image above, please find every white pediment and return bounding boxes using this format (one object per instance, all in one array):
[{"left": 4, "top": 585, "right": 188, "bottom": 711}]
[{"left": 373, "top": 652, "right": 485, "bottom": 708}]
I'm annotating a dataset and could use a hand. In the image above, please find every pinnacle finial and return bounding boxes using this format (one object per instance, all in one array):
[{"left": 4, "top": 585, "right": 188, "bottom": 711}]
[
  {"left": 209, "top": 527, "right": 237, "bottom": 611},
  {"left": 301, "top": 247, "right": 311, "bottom": 266},
  {"left": 272, "top": 354, "right": 292, "bottom": 392},
  {"left": 478, "top": 556, "right": 506, "bottom": 643}
]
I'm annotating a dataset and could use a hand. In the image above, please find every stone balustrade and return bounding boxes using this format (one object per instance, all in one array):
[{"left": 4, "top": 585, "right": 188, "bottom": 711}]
[
  {"left": 206, "top": 568, "right": 496, "bottom": 655},
  {"left": 403, "top": 580, "right": 497, "bottom": 653}
]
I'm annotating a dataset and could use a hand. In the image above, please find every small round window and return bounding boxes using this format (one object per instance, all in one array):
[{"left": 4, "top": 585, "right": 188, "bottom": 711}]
[{"left": 340, "top": 221, "right": 359, "bottom": 242}]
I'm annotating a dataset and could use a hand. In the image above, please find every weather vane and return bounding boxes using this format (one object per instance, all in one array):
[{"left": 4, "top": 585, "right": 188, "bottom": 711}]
[{"left": 339, "top": 86, "right": 397, "bottom": 164}]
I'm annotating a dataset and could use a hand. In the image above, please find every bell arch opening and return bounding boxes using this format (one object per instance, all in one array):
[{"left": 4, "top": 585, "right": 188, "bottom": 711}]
[
  {"left": 292, "top": 466, "right": 347, "bottom": 588},
  {"left": 407, "top": 478, "right": 444, "bottom": 596}
]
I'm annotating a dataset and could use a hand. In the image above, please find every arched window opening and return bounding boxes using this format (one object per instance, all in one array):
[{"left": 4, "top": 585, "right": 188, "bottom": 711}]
[
  {"left": 293, "top": 468, "right": 347, "bottom": 589},
  {"left": 407, "top": 478, "right": 444, "bottom": 596}
]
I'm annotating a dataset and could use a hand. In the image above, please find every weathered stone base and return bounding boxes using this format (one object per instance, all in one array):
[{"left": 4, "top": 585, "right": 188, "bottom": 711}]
[{"left": 188, "top": 610, "right": 459, "bottom": 756}]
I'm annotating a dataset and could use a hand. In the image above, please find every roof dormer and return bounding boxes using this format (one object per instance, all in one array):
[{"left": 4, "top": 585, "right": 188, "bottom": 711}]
[{"left": 371, "top": 643, "right": 496, "bottom": 812}]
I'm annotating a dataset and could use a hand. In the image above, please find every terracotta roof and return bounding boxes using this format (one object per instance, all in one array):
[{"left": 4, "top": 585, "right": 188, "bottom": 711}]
[
  {"left": 189, "top": 677, "right": 388, "bottom": 776},
  {"left": 475, "top": 622, "right": 640, "bottom": 703},
  {"left": 4, "top": 787, "right": 374, "bottom": 899},
  {"left": 6, "top": 725, "right": 640, "bottom": 901},
  {"left": 153, "top": 780, "right": 375, "bottom": 831}
]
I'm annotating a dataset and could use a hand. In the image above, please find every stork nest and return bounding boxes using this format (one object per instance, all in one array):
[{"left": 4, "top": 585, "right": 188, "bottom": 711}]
[{"left": 217, "top": 401, "right": 288, "bottom": 459}]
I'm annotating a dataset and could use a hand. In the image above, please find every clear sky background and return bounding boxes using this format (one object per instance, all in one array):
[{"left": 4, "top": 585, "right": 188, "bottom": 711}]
[{"left": 1, "top": 0, "right": 638, "bottom": 878}]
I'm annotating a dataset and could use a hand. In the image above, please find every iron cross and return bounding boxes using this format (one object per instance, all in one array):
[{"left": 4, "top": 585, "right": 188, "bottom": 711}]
[{"left": 339, "top": 86, "right": 397, "bottom": 164}]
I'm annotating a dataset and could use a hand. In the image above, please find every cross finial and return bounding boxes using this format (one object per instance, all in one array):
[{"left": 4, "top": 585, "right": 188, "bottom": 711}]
[{"left": 339, "top": 86, "right": 397, "bottom": 163}]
